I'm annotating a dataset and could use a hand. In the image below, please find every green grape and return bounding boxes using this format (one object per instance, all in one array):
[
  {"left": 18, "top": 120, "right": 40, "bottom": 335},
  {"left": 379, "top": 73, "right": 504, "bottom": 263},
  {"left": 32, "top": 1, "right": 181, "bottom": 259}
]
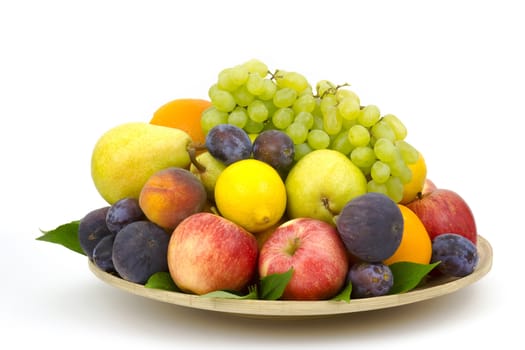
[
  {"left": 273, "top": 87, "right": 297, "bottom": 108},
  {"left": 307, "top": 129, "right": 330, "bottom": 150},
  {"left": 231, "top": 85, "right": 254, "bottom": 107},
  {"left": 371, "top": 120, "right": 396, "bottom": 142},
  {"left": 243, "top": 117, "right": 265, "bottom": 134},
  {"left": 294, "top": 142, "right": 313, "bottom": 161},
  {"left": 385, "top": 176, "right": 404, "bottom": 203},
  {"left": 275, "top": 70, "right": 310, "bottom": 93},
  {"left": 389, "top": 157, "right": 412, "bottom": 184},
  {"left": 230, "top": 65, "right": 249, "bottom": 86},
  {"left": 331, "top": 130, "right": 354, "bottom": 155},
  {"left": 350, "top": 146, "right": 376, "bottom": 168},
  {"left": 228, "top": 107, "right": 248, "bottom": 128},
  {"left": 358, "top": 105, "right": 381, "bottom": 127},
  {"left": 293, "top": 94, "right": 316, "bottom": 113},
  {"left": 312, "top": 114, "right": 324, "bottom": 130},
  {"left": 246, "top": 72, "right": 266, "bottom": 95},
  {"left": 294, "top": 111, "right": 314, "bottom": 129},
  {"left": 272, "top": 107, "right": 295, "bottom": 129},
  {"left": 217, "top": 68, "right": 239, "bottom": 92},
  {"left": 262, "top": 99, "right": 277, "bottom": 118},
  {"left": 319, "top": 94, "right": 337, "bottom": 114},
  {"left": 342, "top": 117, "right": 357, "bottom": 130},
  {"left": 348, "top": 124, "right": 370, "bottom": 147},
  {"left": 322, "top": 105, "right": 343, "bottom": 135},
  {"left": 395, "top": 140, "right": 419, "bottom": 164},
  {"left": 201, "top": 107, "right": 229, "bottom": 134},
  {"left": 374, "top": 138, "right": 397, "bottom": 162},
  {"left": 242, "top": 58, "right": 268, "bottom": 77},
  {"left": 316, "top": 80, "right": 336, "bottom": 97},
  {"left": 335, "top": 88, "right": 359, "bottom": 103},
  {"left": 209, "top": 89, "right": 236, "bottom": 112},
  {"left": 286, "top": 122, "right": 308, "bottom": 144},
  {"left": 367, "top": 179, "right": 389, "bottom": 196},
  {"left": 370, "top": 160, "right": 391, "bottom": 184},
  {"left": 258, "top": 79, "right": 278, "bottom": 100},
  {"left": 382, "top": 114, "right": 407, "bottom": 140},
  {"left": 337, "top": 96, "right": 361, "bottom": 121},
  {"left": 247, "top": 100, "right": 269, "bottom": 123}
]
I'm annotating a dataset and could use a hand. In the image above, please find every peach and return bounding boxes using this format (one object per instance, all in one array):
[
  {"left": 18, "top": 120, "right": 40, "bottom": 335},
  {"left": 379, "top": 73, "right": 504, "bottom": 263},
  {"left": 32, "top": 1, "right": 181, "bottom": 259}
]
[{"left": 139, "top": 167, "right": 207, "bottom": 230}]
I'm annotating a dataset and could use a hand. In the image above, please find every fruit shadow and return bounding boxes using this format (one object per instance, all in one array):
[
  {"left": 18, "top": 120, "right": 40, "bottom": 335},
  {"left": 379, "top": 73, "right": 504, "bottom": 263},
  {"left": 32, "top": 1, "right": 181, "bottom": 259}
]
[{"left": 67, "top": 279, "right": 489, "bottom": 345}]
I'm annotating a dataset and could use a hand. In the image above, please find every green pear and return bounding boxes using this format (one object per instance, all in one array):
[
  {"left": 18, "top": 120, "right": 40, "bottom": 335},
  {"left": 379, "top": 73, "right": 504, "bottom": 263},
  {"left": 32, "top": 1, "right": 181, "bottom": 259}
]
[
  {"left": 189, "top": 151, "right": 227, "bottom": 202},
  {"left": 285, "top": 149, "right": 367, "bottom": 224},
  {"left": 91, "top": 122, "right": 192, "bottom": 204}
]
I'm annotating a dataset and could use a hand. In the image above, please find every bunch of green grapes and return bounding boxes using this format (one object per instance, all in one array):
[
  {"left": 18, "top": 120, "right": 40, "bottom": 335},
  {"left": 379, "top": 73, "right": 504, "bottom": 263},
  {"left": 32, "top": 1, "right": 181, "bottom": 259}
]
[{"left": 201, "top": 59, "right": 420, "bottom": 203}]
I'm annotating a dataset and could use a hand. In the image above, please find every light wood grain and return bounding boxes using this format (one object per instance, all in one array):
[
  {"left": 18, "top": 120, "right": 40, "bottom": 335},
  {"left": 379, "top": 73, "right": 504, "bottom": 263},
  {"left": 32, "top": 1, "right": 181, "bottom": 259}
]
[{"left": 88, "top": 235, "right": 492, "bottom": 319}]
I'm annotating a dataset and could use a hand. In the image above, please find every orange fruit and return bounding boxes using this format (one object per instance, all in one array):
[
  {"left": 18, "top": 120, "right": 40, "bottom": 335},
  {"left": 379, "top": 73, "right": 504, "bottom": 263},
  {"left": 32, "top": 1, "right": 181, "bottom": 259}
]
[
  {"left": 400, "top": 151, "right": 427, "bottom": 204},
  {"left": 383, "top": 204, "right": 432, "bottom": 265},
  {"left": 150, "top": 98, "right": 212, "bottom": 146}
]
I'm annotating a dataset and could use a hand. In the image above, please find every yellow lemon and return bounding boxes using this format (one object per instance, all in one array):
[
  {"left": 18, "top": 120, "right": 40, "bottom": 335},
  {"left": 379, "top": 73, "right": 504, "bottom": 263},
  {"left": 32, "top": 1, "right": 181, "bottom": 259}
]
[
  {"left": 214, "top": 159, "right": 287, "bottom": 233},
  {"left": 400, "top": 151, "right": 427, "bottom": 204}
]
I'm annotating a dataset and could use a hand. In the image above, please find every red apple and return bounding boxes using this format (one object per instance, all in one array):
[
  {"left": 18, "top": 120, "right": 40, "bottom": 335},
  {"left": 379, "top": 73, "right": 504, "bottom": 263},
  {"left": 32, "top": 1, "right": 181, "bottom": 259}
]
[
  {"left": 258, "top": 218, "right": 349, "bottom": 300},
  {"left": 422, "top": 178, "right": 437, "bottom": 194},
  {"left": 167, "top": 212, "right": 258, "bottom": 295},
  {"left": 406, "top": 189, "right": 477, "bottom": 244}
]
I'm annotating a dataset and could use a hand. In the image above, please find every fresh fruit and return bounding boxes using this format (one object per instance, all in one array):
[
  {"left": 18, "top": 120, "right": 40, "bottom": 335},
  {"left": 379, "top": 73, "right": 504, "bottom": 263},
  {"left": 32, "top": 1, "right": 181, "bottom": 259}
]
[
  {"left": 285, "top": 149, "right": 367, "bottom": 224},
  {"left": 91, "top": 122, "right": 192, "bottom": 204},
  {"left": 258, "top": 218, "right": 349, "bottom": 300},
  {"left": 105, "top": 198, "right": 145, "bottom": 234},
  {"left": 205, "top": 59, "right": 421, "bottom": 203},
  {"left": 252, "top": 130, "right": 295, "bottom": 176},
  {"left": 138, "top": 167, "right": 207, "bottom": 230},
  {"left": 384, "top": 204, "right": 432, "bottom": 265},
  {"left": 406, "top": 189, "right": 477, "bottom": 244},
  {"left": 422, "top": 178, "right": 437, "bottom": 194},
  {"left": 189, "top": 151, "right": 227, "bottom": 202},
  {"left": 205, "top": 124, "right": 252, "bottom": 165},
  {"left": 112, "top": 220, "right": 170, "bottom": 284},
  {"left": 150, "top": 98, "right": 212, "bottom": 146},
  {"left": 431, "top": 233, "right": 479, "bottom": 277},
  {"left": 167, "top": 212, "right": 258, "bottom": 295},
  {"left": 92, "top": 233, "right": 116, "bottom": 273},
  {"left": 336, "top": 193, "right": 403, "bottom": 262},
  {"left": 347, "top": 262, "right": 394, "bottom": 298},
  {"left": 400, "top": 151, "right": 427, "bottom": 204},
  {"left": 214, "top": 159, "right": 286, "bottom": 232},
  {"left": 78, "top": 206, "right": 112, "bottom": 259}
]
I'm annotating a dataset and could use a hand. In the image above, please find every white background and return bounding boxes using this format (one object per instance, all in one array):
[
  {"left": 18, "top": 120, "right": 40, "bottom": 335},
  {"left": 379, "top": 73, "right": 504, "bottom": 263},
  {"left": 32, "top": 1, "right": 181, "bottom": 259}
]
[{"left": 1, "top": 0, "right": 521, "bottom": 348}]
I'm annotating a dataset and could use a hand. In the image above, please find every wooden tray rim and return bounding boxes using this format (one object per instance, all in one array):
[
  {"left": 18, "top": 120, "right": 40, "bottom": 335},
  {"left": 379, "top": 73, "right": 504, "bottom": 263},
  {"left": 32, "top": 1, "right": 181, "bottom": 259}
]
[{"left": 88, "top": 235, "right": 493, "bottom": 319}]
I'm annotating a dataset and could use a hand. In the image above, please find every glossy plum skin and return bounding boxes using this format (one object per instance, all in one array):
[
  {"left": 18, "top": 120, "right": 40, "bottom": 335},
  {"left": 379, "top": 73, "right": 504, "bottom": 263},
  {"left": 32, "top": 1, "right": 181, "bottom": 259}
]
[
  {"left": 252, "top": 130, "right": 295, "bottom": 175},
  {"left": 112, "top": 220, "right": 170, "bottom": 284},
  {"left": 431, "top": 233, "right": 478, "bottom": 277},
  {"left": 336, "top": 193, "right": 403, "bottom": 262},
  {"left": 205, "top": 124, "right": 252, "bottom": 165},
  {"left": 347, "top": 262, "right": 394, "bottom": 298},
  {"left": 78, "top": 206, "right": 113, "bottom": 259},
  {"left": 106, "top": 197, "right": 146, "bottom": 234},
  {"left": 92, "top": 233, "right": 116, "bottom": 273}
]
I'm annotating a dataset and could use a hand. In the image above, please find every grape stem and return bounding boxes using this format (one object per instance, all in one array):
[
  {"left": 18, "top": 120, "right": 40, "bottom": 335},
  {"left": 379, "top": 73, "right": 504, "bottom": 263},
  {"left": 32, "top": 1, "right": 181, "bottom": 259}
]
[{"left": 317, "top": 82, "right": 351, "bottom": 98}]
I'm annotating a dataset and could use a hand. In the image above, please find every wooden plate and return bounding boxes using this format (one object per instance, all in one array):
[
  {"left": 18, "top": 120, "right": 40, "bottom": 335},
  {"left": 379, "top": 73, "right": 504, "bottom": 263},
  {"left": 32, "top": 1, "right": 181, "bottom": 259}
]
[{"left": 88, "top": 235, "right": 492, "bottom": 319}]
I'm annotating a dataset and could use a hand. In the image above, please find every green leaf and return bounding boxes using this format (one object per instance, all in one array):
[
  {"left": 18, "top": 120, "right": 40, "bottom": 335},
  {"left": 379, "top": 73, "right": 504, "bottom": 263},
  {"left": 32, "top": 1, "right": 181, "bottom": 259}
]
[
  {"left": 36, "top": 221, "right": 85, "bottom": 255},
  {"left": 332, "top": 282, "right": 352, "bottom": 303},
  {"left": 389, "top": 261, "right": 441, "bottom": 294},
  {"left": 145, "top": 272, "right": 180, "bottom": 292},
  {"left": 201, "top": 285, "right": 258, "bottom": 300},
  {"left": 259, "top": 268, "right": 294, "bottom": 300}
]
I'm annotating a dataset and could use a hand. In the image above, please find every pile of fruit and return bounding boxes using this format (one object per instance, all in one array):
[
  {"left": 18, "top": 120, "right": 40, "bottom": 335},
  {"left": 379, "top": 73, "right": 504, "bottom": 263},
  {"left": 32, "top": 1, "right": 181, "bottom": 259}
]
[{"left": 39, "top": 59, "right": 479, "bottom": 301}]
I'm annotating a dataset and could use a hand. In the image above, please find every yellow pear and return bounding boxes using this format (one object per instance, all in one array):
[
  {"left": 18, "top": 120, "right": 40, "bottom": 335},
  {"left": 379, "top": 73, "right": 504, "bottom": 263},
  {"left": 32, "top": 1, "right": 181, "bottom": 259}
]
[{"left": 91, "top": 122, "right": 192, "bottom": 204}]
